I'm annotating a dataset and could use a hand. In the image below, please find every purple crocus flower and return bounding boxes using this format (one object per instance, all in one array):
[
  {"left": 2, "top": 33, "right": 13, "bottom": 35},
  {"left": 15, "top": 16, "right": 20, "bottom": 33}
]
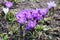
[
  {"left": 38, "top": 8, "right": 48, "bottom": 17},
  {"left": 36, "top": 14, "right": 43, "bottom": 21},
  {"left": 15, "top": 12, "right": 26, "bottom": 24},
  {"left": 22, "top": 9, "right": 33, "bottom": 20},
  {"left": 30, "top": 9, "right": 42, "bottom": 21},
  {"left": 47, "top": 1, "right": 56, "bottom": 9},
  {"left": 26, "top": 12, "right": 33, "bottom": 20},
  {"left": 26, "top": 20, "right": 37, "bottom": 30},
  {"left": 31, "top": 9, "right": 38, "bottom": 17},
  {"left": 4, "top": 1, "right": 13, "bottom": 8}
]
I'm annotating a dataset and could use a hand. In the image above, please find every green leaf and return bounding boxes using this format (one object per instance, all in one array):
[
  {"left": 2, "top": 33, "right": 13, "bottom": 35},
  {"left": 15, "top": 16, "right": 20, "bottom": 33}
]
[
  {"left": 38, "top": 20, "right": 44, "bottom": 24},
  {"left": 44, "top": 17, "right": 52, "bottom": 21},
  {"left": 35, "top": 25, "right": 44, "bottom": 31},
  {"left": 8, "top": 31, "right": 13, "bottom": 35},
  {"left": 35, "top": 25, "right": 49, "bottom": 31},
  {"left": 5, "top": 10, "right": 16, "bottom": 23},
  {"left": 3, "top": 35, "right": 9, "bottom": 40},
  {"left": 0, "top": 33, "right": 9, "bottom": 40}
]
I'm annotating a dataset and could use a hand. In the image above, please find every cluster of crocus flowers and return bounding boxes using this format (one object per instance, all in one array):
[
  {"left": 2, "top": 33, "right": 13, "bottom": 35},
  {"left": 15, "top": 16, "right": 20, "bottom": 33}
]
[
  {"left": 15, "top": 1, "right": 56, "bottom": 30},
  {"left": 16, "top": 8, "right": 48, "bottom": 30}
]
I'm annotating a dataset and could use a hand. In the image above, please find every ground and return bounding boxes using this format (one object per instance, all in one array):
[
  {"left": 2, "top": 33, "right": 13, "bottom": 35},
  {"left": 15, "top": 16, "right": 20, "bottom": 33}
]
[{"left": 0, "top": 0, "right": 60, "bottom": 40}]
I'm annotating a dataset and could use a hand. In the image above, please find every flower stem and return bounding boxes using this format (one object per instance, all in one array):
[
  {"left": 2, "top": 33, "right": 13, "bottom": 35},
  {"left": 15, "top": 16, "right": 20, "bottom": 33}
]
[{"left": 20, "top": 24, "right": 23, "bottom": 40}]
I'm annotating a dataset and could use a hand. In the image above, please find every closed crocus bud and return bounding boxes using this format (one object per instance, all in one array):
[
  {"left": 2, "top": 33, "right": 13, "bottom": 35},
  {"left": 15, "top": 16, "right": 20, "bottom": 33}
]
[
  {"left": 47, "top": 1, "right": 56, "bottom": 9},
  {"left": 2, "top": 7, "right": 9, "bottom": 14},
  {"left": 4, "top": 1, "right": 13, "bottom": 8}
]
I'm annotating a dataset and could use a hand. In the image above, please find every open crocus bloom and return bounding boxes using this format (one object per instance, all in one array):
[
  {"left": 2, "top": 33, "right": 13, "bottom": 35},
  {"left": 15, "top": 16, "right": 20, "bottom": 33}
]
[
  {"left": 47, "top": 1, "right": 56, "bottom": 9},
  {"left": 16, "top": 12, "right": 26, "bottom": 24}
]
